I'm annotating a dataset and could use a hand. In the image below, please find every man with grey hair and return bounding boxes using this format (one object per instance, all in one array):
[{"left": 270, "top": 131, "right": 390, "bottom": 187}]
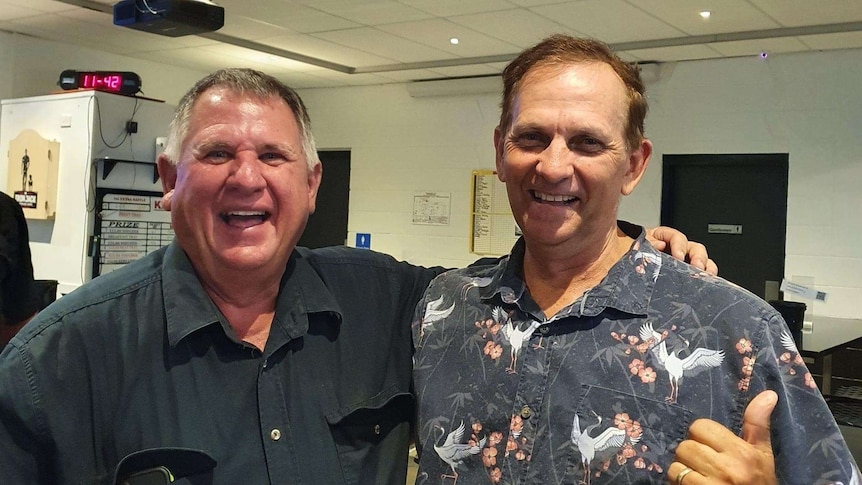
[{"left": 0, "top": 68, "right": 712, "bottom": 484}]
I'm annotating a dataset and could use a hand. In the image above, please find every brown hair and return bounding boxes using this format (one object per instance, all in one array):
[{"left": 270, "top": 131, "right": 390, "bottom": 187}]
[{"left": 499, "top": 35, "right": 648, "bottom": 150}]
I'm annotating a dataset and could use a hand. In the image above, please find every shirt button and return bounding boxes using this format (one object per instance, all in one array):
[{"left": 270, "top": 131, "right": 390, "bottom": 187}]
[
  {"left": 520, "top": 406, "right": 532, "bottom": 419},
  {"left": 539, "top": 325, "right": 550, "bottom": 335},
  {"left": 374, "top": 424, "right": 381, "bottom": 435},
  {"left": 270, "top": 428, "right": 281, "bottom": 441}
]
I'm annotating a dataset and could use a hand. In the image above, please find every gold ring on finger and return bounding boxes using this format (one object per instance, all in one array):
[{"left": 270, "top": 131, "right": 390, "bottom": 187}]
[{"left": 675, "top": 466, "right": 694, "bottom": 485}]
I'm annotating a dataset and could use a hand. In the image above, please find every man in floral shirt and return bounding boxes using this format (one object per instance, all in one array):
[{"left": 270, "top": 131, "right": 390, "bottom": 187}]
[{"left": 412, "top": 35, "right": 859, "bottom": 485}]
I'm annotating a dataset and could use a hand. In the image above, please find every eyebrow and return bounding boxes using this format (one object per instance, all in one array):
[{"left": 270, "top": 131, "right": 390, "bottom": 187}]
[
  {"left": 260, "top": 143, "right": 300, "bottom": 158},
  {"left": 193, "top": 141, "right": 300, "bottom": 158}
]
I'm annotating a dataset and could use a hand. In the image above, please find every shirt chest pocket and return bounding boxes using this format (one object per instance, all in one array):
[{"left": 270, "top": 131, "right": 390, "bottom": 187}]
[
  {"left": 565, "top": 385, "right": 693, "bottom": 484},
  {"left": 325, "top": 390, "right": 413, "bottom": 485}
]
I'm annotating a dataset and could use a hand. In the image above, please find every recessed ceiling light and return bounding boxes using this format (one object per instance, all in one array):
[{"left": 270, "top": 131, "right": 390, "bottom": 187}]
[
  {"left": 700, "top": 11, "right": 711, "bottom": 19},
  {"left": 450, "top": 37, "right": 460, "bottom": 45}
]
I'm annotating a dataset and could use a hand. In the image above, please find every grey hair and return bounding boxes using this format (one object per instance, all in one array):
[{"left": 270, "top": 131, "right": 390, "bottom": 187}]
[{"left": 162, "top": 68, "right": 320, "bottom": 169}]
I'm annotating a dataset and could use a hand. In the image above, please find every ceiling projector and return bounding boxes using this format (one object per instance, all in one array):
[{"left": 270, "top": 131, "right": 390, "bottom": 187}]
[{"left": 113, "top": 0, "right": 224, "bottom": 37}]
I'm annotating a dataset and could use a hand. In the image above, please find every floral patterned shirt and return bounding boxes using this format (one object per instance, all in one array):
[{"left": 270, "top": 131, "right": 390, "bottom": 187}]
[{"left": 413, "top": 229, "right": 859, "bottom": 485}]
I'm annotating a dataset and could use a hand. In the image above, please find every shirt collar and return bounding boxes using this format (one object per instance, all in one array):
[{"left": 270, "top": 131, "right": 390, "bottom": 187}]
[
  {"left": 479, "top": 223, "right": 659, "bottom": 319},
  {"left": 162, "top": 244, "right": 343, "bottom": 348}
]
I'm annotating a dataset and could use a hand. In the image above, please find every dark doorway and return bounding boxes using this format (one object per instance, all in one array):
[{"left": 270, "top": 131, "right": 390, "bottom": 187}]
[
  {"left": 299, "top": 150, "right": 350, "bottom": 248},
  {"left": 660, "top": 154, "right": 788, "bottom": 299}
]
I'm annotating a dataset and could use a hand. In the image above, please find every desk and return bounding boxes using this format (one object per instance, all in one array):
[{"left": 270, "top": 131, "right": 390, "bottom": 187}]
[{"left": 800, "top": 316, "right": 862, "bottom": 395}]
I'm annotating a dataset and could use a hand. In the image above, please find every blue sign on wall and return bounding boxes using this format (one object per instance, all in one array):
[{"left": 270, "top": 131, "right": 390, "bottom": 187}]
[{"left": 355, "top": 233, "right": 371, "bottom": 249}]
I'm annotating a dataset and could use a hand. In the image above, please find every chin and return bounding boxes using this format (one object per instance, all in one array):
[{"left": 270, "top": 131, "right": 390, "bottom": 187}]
[{"left": 217, "top": 247, "right": 279, "bottom": 270}]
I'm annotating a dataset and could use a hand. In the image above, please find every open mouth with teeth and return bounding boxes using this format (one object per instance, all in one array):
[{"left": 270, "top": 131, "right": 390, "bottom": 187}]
[
  {"left": 220, "top": 210, "right": 270, "bottom": 228},
  {"left": 530, "top": 190, "right": 578, "bottom": 204}
]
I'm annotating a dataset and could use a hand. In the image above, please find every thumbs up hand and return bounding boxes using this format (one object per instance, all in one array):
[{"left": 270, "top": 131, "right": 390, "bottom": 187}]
[{"left": 667, "top": 390, "right": 778, "bottom": 485}]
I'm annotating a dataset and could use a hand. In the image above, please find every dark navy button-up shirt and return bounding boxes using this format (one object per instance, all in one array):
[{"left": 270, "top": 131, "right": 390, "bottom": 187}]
[
  {"left": 413, "top": 228, "right": 859, "bottom": 484},
  {"left": 0, "top": 242, "right": 439, "bottom": 484}
]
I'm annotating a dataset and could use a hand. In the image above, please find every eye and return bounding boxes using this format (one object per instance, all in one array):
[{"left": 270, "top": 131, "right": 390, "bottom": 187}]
[
  {"left": 572, "top": 136, "right": 605, "bottom": 154},
  {"left": 260, "top": 152, "right": 287, "bottom": 165},
  {"left": 511, "top": 132, "right": 548, "bottom": 150},
  {"left": 205, "top": 150, "right": 231, "bottom": 163}
]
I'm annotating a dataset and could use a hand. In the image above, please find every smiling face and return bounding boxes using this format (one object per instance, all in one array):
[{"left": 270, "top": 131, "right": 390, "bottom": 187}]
[
  {"left": 494, "top": 62, "right": 651, "bottom": 255},
  {"left": 158, "top": 86, "right": 321, "bottom": 281}
]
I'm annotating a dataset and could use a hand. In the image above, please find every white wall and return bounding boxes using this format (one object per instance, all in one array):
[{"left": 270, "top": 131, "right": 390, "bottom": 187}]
[
  {"left": 300, "top": 48, "right": 862, "bottom": 319},
  {"left": 300, "top": 85, "right": 502, "bottom": 268},
  {"left": 1, "top": 30, "right": 858, "bottom": 318}
]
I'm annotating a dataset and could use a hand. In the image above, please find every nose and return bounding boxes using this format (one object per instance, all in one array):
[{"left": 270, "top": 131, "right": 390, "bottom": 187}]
[
  {"left": 534, "top": 137, "right": 574, "bottom": 183},
  {"left": 227, "top": 151, "right": 266, "bottom": 191}
]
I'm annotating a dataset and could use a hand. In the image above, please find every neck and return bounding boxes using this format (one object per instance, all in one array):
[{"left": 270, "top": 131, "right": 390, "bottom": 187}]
[
  {"left": 199, "top": 269, "right": 282, "bottom": 351},
  {"left": 522, "top": 227, "right": 632, "bottom": 317}
]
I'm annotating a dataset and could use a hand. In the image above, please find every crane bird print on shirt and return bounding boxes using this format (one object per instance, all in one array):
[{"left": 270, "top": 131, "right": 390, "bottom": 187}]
[
  {"left": 780, "top": 329, "right": 799, "bottom": 354},
  {"left": 571, "top": 411, "right": 639, "bottom": 485},
  {"left": 493, "top": 306, "right": 542, "bottom": 374},
  {"left": 639, "top": 322, "right": 725, "bottom": 403},
  {"left": 420, "top": 294, "right": 456, "bottom": 337},
  {"left": 459, "top": 276, "right": 494, "bottom": 300},
  {"left": 433, "top": 421, "right": 487, "bottom": 485},
  {"left": 630, "top": 239, "right": 662, "bottom": 282}
]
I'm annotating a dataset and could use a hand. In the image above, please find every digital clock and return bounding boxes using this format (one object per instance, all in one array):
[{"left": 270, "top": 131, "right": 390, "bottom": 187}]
[{"left": 57, "top": 70, "right": 142, "bottom": 95}]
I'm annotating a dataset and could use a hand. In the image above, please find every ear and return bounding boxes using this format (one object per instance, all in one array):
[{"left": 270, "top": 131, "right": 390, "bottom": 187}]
[
  {"left": 493, "top": 126, "right": 506, "bottom": 182},
  {"left": 621, "top": 139, "right": 652, "bottom": 196},
  {"left": 157, "top": 154, "right": 177, "bottom": 193},
  {"left": 306, "top": 162, "right": 323, "bottom": 215}
]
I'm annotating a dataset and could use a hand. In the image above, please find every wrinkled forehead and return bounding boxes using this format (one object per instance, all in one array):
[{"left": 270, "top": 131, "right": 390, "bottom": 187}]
[{"left": 509, "top": 62, "right": 629, "bottom": 122}]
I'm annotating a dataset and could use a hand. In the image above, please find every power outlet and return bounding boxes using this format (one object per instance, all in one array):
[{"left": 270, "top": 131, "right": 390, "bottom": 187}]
[{"left": 155, "top": 136, "right": 167, "bottom": 153}]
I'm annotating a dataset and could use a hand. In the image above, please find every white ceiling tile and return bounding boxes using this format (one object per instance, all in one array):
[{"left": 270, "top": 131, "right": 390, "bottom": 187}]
[
  {"left": 0, "top": 4, "right": 42, "bottom": 21},
  {"left": 376, "top": 18, "right": 520, "bottom": 57},
  {"left": 260, "top": 34, "right": 395, "bottom": 67},
  {"left": 799, "top": 31, "right": 862, "bottom": 51},
  {"left": 314, "top": 27, "right": 451, "bottom": 62},
  {"left": 309, "top": 1, "right": 432, "bottom": 25},
  {"left": 218, "top": 15, "right": 294, "bottom": 40},
  {"left": 632, "top": 0, "right": 781, "bottom": 35},
  {"left": 134, "top": 49, "right": 230, "bottom": 73},
  {"left": 449, "top": 8, "right": 571, "bottom": 49},
  {"left": 3, "top": 0, "right": 79, "bottom": 13},
  {"left": 507, "top": 0, "right": 574, "bottom": 6},
  {"left": 399, "top": 0, "right": 519, "bottom": 17},
  {"left": 275, "top": 71, "right": 345, "bottom": 90},
  {"left": 304, "top": 69, "right": 394, "bottom": 87},
  {"left": 9, "top": 13, "right": 94, "bottom": 43},
  {"left": 749, "top": 0, "right": 862, "bottom": 26},
  {"left": 219, "top": 2, "right": 361, "bottom": 33},
  {"left": 622, "top": 44, "right": 724, "bottom": 63},
  {"left": 531, "top": 0, "right": 686, "bottom": 43},
  {"left": 197, "top": 43, "right": 321, "bottom": 71},
  {"left": 374, "top": 68, "right": 446, "bottom": 82},
  {"left": 429, "top": 64, "right": 502, "bottom": 78},
  {"left": 708, "top": 37, "right": 810, "bottom": 58}
]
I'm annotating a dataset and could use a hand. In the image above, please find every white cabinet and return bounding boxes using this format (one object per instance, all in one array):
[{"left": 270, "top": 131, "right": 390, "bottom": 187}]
[{"left": 0, "top": 90, "right": 175, "bottom": 295}]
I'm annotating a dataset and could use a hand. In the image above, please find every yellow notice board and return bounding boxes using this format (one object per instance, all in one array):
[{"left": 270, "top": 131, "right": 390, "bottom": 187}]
[{"left": 470, "top": 170, "right": 518, "bottom": 255}]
